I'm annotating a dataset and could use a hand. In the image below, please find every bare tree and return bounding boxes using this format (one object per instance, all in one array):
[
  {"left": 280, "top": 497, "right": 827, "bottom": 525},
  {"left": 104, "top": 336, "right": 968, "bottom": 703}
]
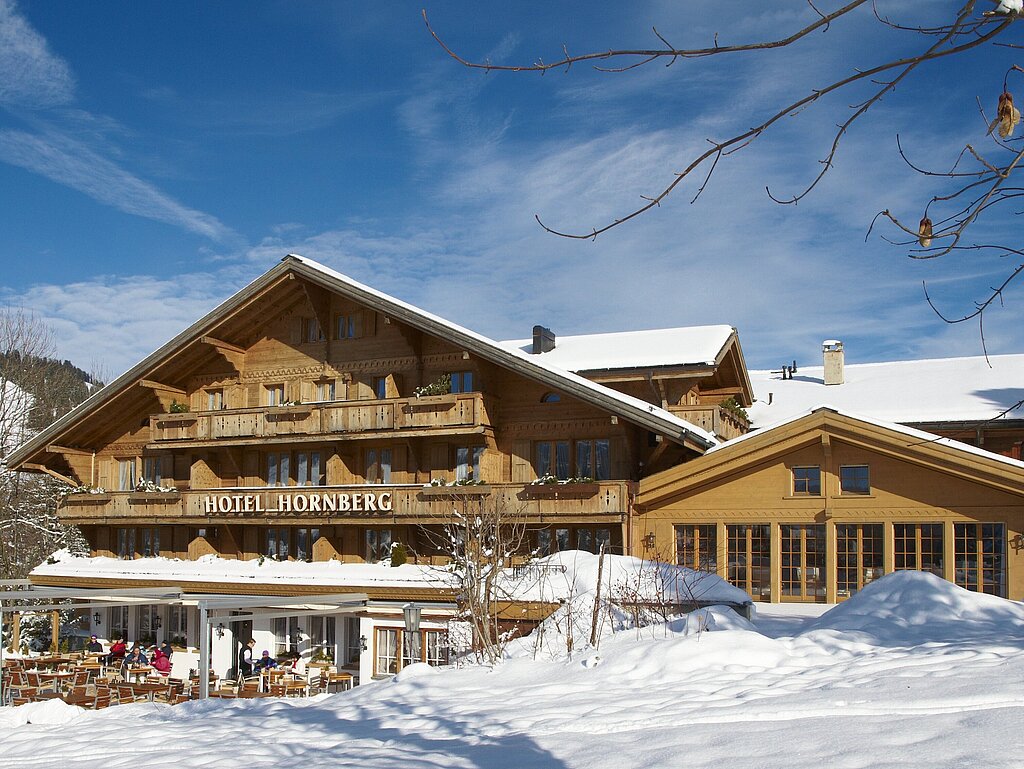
[
  {"left": 424, "top": 3, "right": 1024, "bottom": 336},
  {"left": 430, "top": 490, "right": 532, "bottom": 665},
  {"left": 0, "top": 308, "right": 89, "bottom": 581}
]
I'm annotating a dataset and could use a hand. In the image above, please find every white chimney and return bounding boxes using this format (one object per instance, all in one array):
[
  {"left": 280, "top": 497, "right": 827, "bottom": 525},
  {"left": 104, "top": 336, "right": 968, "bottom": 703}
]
[{"left": 822, "top": 340, "right": 844, "bottom": 385}]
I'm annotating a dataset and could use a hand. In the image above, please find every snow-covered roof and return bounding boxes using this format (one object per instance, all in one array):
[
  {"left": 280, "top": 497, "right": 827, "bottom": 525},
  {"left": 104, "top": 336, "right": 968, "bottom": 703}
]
[
  {"left": 498, "top": 326, "right": 736, "bottom": 372},
  {"left": 748, "top": 353, "right": 1024, "bottom": 426},
  {"left": 708, "top": 404, "right": 1024, "bottom": 472}
]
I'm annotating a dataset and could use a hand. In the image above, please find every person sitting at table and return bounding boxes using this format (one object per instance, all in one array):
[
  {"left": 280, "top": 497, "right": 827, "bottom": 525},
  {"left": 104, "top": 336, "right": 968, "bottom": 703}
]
[
  {"left": 158, "top": 639, "right": 173, "bottom": 661},
  {"left": 254, "top": 650, "right": 278, "bottom": 672},
  {"left": 150, "top": 647, "right": 172, "bottom": 676},
  {"left": 121, "top": 644, "right": 149, "bottom": 677},
  {"left": 86, "top": 635, "right": 104, "bottom": 654},
  {"left": 106, "top": 636, "right": 127, "bottom": 666}
]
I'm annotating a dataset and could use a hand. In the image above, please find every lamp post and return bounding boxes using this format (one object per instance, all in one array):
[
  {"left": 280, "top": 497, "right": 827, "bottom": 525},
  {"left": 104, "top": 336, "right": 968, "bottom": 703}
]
[{"left": 402, "top": 603, "right": 421, "bottom": 669}]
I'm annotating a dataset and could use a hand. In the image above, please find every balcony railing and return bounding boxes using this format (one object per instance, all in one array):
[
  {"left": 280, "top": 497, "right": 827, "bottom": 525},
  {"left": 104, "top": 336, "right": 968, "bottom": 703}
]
[
  {"left": 668, "top": 404, "right": 749, "bottom": 442},
  {"left": 148, "top": 392, "right": 495, "bottom": 445},
  {"left": 58, "top": 480, "right": 631, "bottom": 523}
]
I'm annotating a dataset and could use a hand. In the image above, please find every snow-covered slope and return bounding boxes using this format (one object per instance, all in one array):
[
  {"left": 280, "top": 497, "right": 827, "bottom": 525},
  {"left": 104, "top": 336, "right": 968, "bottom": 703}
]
[{"left": 3, "top": 571, "right": 1022, "bottom": 768}]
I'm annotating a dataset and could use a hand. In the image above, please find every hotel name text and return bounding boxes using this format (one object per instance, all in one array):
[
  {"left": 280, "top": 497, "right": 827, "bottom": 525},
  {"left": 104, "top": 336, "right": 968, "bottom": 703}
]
[{"left": 202, "top": 491, "right": 393, "bottom": 515}]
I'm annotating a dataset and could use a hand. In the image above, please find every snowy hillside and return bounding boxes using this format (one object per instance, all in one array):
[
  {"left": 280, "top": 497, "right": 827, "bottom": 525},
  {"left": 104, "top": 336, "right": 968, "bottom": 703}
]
[{"left": 3, "top": 571, "right": 1023, "bottom": 768}]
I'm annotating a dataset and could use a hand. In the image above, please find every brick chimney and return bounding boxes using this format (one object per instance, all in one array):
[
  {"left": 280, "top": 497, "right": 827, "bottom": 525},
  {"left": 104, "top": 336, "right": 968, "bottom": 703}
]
[
  {"left": 532, "top": 325, "right": 556, "bottom": 354},
  {"left": 822, "top": 340, "right": 844, "bottom": 385}
]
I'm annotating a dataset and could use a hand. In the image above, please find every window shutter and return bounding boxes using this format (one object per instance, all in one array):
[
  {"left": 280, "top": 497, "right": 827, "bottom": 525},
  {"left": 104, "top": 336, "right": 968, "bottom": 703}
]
[
  {"left": 609, "top": 437, "right": 626, "bottom": 478},
  {"left": 362, "top": 310, "right": 377, "bottom": 337},
  {"left": 511, "top": 440, "right": 531, "bottom": 483},
  {"left": 290, "top": 316, "right": 303, "bottom": 345}
]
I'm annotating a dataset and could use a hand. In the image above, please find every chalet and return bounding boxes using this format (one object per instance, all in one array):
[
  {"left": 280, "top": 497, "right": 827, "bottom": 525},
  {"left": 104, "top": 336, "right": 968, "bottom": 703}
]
[{"left": 6, "top": 254, "right": 753, "bottom": 682}]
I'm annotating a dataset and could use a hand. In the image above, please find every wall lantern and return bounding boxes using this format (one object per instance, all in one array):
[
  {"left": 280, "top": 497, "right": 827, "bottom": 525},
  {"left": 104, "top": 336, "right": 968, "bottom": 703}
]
[
  {"left": 402, "top": 603, "right": 422, "bottom": 634},
  {"left": 153, "top": 615, "right": 162, "bottom": 630},
  {"left": 215, "top": 623, "right": 226, "bottom": 639},
  {"left": 92, "top": 611, "right": 102, "bottom": 625},
  {"left": 359, "top": 635, "right": 367, "bottom": 652},
  {"left": 642, "top": 532, "right": 657, "bottom": 550}
]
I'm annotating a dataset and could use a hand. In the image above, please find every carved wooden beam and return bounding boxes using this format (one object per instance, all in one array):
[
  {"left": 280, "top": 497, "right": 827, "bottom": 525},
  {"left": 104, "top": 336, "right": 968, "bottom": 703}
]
[
  {"left": 199, "top": 336, "right": 246, "bottom": 371},
  {"left": 22, "top": 463, "right": 76, "bottom": 486},
  {"left": 139, "top": 380, "right": 186, "bottom": 395},
  {"left": 46, "top": 444, "right": 90, "bottom": 456}
]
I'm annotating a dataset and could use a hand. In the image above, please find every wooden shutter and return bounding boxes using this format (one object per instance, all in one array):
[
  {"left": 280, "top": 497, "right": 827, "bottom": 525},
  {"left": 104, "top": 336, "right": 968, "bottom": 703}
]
[{"left": 511, "top": 440, "right": 531, "bottom": 483}]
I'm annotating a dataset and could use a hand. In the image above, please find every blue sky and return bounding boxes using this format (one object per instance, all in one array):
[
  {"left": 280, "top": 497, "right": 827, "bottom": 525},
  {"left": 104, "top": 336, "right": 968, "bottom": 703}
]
[{"left": 1, "top": 1, "right": 1021, "bottom": 377}]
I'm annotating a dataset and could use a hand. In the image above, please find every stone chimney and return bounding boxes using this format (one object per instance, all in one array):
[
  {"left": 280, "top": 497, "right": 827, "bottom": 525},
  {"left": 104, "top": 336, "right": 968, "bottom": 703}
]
[
  {"left": 822, "top": 340, "right": 844, "bottom": 385},
  {"left": 532, "top": 325, "right": 556, "bottom": 354}
]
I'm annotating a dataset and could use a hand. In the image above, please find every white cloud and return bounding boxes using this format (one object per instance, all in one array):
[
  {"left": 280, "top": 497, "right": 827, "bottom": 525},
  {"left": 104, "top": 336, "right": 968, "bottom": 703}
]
[{"left": 0, "top": 0, "right": 74, "bottom": 108}]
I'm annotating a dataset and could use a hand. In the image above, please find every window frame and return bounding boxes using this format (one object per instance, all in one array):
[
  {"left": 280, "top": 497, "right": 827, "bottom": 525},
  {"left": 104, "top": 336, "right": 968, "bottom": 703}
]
[
  {"left": 449, "top": 371, "right": 474, "bottom": 393},
  {"left": 791, "top": 466, "right": 822, "bottom": 496},
  {"left": 839, "top": 464, "right": 871, "bottom": 495}
]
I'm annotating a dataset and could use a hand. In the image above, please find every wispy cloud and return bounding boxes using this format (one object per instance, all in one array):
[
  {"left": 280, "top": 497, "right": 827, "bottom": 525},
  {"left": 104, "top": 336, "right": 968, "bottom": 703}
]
[
  {"left": 0, "top": 0, "right": 73, "bottom": 108},
  {"left": 0, "top": 1, "right": 237, "bottom": 243}
]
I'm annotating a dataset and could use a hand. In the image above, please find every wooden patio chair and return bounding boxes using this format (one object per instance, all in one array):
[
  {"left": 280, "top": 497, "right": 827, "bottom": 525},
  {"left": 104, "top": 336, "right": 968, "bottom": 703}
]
[
  {"left": 115, "top": 684, "right": 143, "bottom": 704},
  {"left": 92, "top": 691, "right": 112, "bottom": 709},
  {"left": 71, "top": 670, "right": 90, "bottom": 687}
]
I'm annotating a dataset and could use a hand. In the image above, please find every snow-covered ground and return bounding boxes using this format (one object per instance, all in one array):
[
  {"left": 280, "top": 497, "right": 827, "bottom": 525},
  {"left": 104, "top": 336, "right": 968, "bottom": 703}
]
[{"left": 3, "top": 571, "right": 1023, "bottom": 769}]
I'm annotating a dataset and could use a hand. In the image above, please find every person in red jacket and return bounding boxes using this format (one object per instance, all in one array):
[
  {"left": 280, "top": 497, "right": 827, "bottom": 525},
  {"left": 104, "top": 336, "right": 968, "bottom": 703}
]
[
  {"left": 106, "top": 637, "right": 127, "bottom": 667},
  {"left": 151, "top": 647, "right": 172, "bottom": 675}
]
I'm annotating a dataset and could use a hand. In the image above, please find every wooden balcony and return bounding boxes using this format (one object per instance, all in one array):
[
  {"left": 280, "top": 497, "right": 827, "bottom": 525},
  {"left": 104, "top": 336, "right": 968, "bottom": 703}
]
[
  {"left": 668, "top": 404, "right": 749, "bottom": 442},
  {"left": 58, "top": 481, "right": 631, "bottom": 525},
  {"left": 148, "top": 392, "right": 495, "bottom": 447}
]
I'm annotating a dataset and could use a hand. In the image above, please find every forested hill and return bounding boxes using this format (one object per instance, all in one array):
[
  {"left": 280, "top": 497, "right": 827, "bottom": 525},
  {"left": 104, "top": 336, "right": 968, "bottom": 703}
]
[{"left": 0, "top": 352, "right": 99, "bottom": 435}]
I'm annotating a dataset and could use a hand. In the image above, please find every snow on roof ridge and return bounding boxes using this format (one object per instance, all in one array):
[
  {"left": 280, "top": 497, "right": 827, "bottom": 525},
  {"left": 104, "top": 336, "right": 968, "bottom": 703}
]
[
  {"left": 708, "top": 404, "right": 1024, "bottom": 470},
  {"left": 287, "top": 255, "right": 717, "bottom": 445}
]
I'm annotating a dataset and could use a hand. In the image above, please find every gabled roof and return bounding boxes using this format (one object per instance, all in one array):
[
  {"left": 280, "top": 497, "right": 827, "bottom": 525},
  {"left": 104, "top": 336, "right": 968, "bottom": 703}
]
[
  {"left": 638, "top": 405, "right": 1024, "bottom": 507},
  {"left": 9, "top": 255, "right": 715, "bottom": 469},
  {"left": 498, "top": 326, "right": 737, "bottom": 372},
  {"left": 748, "top": 354, "right": 1024, "bottom": 426}
]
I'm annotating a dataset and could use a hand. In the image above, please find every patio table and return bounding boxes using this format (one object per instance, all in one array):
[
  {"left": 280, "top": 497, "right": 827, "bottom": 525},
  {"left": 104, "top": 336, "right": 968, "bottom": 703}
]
[{"left": 127, "top": 681, "right": 168, "bottom": 702}]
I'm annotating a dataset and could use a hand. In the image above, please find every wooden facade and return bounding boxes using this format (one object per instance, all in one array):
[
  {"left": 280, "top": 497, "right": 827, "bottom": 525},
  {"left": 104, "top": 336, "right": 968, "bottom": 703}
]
[
  {"left": 11, "top": 256, "right": 751, "bottom": 573},
  {"left": 635, "top": 408, "right": 1024, "bottom": 602}
]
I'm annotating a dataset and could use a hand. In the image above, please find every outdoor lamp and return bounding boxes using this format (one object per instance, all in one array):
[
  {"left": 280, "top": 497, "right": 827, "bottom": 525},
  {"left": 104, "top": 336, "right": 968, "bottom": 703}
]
[
  {"left": 642, "top": 532, "right": 657, "bottom": 550},
  {"left": 403, "top": 603, "right": 422, "bottom": 633},
  {"left": 359, "top": 635, "right": 367, "bottom": 652},
  {"left": 215, "top": 623, "right": 225, "bottom": 639},
  {"left": 153, "top": 615, "right": 162, "bottom": 630},
  {"left": 92, "top": 611, "right": 101, "bottom": 625}
]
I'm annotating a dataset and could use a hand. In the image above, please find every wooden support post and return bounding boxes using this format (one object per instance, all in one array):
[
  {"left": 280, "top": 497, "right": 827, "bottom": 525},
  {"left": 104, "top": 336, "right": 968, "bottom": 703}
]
[
  {"left": 51, "top": 609, "right": 60, "bottom": 653},
  {"left": 12, "top": 612, "right": 20, "bottom": 651}
]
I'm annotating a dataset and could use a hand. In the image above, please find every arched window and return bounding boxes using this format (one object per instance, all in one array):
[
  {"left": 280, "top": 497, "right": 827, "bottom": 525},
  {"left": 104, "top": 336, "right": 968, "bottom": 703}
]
[{"left": 541, "top": 392, "right": 561, "bottom": 403}]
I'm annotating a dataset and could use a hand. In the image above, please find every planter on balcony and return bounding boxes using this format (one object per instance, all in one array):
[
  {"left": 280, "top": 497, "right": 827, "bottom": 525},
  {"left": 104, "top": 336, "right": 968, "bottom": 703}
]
[
  {"left": 521, "top": 483, "right": 600, "bottom": 498},
  {"left": 128, "top": 492, "right": 182, "bottom": 504},
  {"left": 418, "top": 484, "right": 493, "bottom": 497},
  {"left": 62, "top": 493, "right": 112, "bottom": 505},
  {"left": 403, "top": 394, "right": 457, "bottom": 411}
]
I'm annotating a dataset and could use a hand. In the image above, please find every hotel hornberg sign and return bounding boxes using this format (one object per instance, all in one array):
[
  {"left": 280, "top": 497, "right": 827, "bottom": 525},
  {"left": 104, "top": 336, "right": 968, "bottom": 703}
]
[{"left": 202, "top": 491, "right": 393, "bottom": 515}]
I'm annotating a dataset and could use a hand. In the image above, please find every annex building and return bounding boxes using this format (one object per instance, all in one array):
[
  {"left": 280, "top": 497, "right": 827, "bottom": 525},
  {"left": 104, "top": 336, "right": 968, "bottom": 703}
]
[{"left": 7, "top": 257, "right": 1024, "bottom": 684}]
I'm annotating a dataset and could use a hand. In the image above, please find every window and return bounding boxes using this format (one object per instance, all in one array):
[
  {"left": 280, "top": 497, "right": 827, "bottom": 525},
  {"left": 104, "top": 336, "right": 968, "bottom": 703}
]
[
  {"left": 206, "top": 388, "right": 225, "bottom": 411},
  {"left": 455, "top": 446, "right": 485, "bottom": 482},
  {"left": 536, "top": 526, "right": 609, "bottom": 555},
  {"left": 373, "top": 376, "right": 389, "bottom": 399},
  {"left": 344, "top": 617, "right": 362, "bottom": 665},
  {"left": 117, "top": 528, "right": 136, "bottom": 559},
  {"left": 955, "top": 523, "right": 1006, "bottom": 597},
  {"left": 535, "top": 441, "right": 570, "bottom": 479},
  {"left": 117, "top": 458, "right": 136, "bottom": 491},
  {"left": 315, "top": 379, "right": 336, "bottom": 402},
  {"left": 366, "top": 448, "right": 392, "bottom": 484},
  {"left": 894, "top": 522, "right": 943, "bottom": 576},
  {"left": 792, "top": 466, "right": 821, "bottom": 495},
  {"left": 374, "top": 628, "right": 449, "bottom": 676},
  {"left": 675, "top": 525, "right": 718, "bottom": 572},
  {"left": 365, "top": 528, "right": 393, "bottom": 562},
  {"left": 309, "top": 616, "right": 336, "bottom": 662},
  {"left": 265, "top": 384, "right": 285, "bottom": 406},
  {"left": 267, "top": 452, "right": 290, "bottom": 486},
  {"left": 109, "top": 606, "right": 128, "bottom": 640},
  {"left": 142, "top": 456, "right": 167, "bottom": 486},
  {"left": 839, "top": 465, "right": 870, "bottom": 495},
  {"left": 336, "top": 314, "right": 356, "bottom": 340},
  {"left": 169, "top": 605, "right": 188, "bottom": 645},
  {"left": 295, "top": 451, "right": 323, "bottom": 486},
  {"left": 836, "top": 524, "right": 883, "bottom": 596},
  {"left": 780, "top": 524, "right": 826, "bottom": 600},
  {"left": 303, "top": 318, "right": 325, "bottom": 343},
  {"left": 264, "top": 527, "right": 319, "bottom": 561},
  {"left": 140, "top": 527, "right": 160, "bottom": 558},
  {"left": 449, "top": 371, "right": 474, "bottom": 393},
  {"left": 576, "top": 527, "right": 611, "bottom": 554},
  {"left": 575, "top": 439, "right": 610, "bottom": 480},
  {"left": 727, "top": 524, "right": 771, "bottom": 600},
  {"left": 541, "top": 392, "right": 561, "bottom": 403},
  {"left": 136, "top": 605, "right": 159, "bottom": 642},
  {"left": 273, "top": 616, "right": 303, "bottom": 657}
]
